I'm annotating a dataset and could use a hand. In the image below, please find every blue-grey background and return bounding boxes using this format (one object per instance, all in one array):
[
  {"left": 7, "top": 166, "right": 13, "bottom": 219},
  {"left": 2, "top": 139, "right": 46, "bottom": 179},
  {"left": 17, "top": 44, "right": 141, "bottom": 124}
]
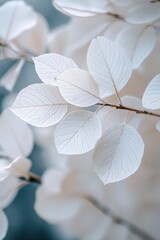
[{"left": 0, "top": 0, "right": 75, "bottom": 239}]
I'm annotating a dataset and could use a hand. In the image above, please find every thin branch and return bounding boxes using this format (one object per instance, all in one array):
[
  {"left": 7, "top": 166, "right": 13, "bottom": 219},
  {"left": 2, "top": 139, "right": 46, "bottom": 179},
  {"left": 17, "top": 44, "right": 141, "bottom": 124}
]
[
  {"left": 24, "top": 173, "right": 156, "bottom": 240},
  {"left": 97, "top": 102, "right": 160, "bottom": 118},
  {"left": 87, "top": 196, "right": 156, "bottom": 240}
]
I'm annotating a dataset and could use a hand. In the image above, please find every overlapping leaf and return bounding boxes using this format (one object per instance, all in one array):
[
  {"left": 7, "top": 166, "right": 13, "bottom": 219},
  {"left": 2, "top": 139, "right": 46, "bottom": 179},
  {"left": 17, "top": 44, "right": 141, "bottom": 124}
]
[
  {"left": 11, "top": 83, "right": 68, "bottom": 127},
  {"left": 54, "top": 110, "right": 101, "bottom": 154},
  {"left": 93, "top": 124, "right": 144, "bottom": 184},
  {"left": 142, "top": 74, "right": 160, "bottom": 109},
  {"left": 57, "top": 69, "right": 99, "bottom": 107},
  {"left": 33, "top": 53, "right": 78, "bottom": 85},
  {"left": 87, "top": 37, "right": 132, "bottom": 98}
]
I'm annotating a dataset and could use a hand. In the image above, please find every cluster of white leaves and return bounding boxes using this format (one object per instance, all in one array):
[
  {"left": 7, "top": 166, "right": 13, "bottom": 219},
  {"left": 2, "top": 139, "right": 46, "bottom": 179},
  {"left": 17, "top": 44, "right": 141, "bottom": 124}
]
[
  {"left": 0, "top": 1, "right": 48, "bottom": 91},
  {"left": 0, "top": 110, "right": 34, "bottom": 238},
  {"left": 11, "top": 37, "right": 145, "bottom": 185}
]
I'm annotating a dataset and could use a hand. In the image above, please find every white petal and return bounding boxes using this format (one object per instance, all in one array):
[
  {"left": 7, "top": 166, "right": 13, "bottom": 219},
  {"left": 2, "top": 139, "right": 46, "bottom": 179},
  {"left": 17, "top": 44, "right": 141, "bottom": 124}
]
[
  {"left": 87, "top": 36, "right": 132, "bottom": 97},
  {"left": 33, "top": 53, "right": 78, "bottom": 85},
  {"left": 8, "top": 157, "right": 32, "bottom": 179},
  {"left": 142, "top": 74, "right": 160, "bottom": 109},
  {"left": 126, "top": 2, "right": 160, "bottom": 24},
  {"left": 0, "top": 1, "right": 37, "bottom": 41},
  {"left": 35, "top": 188, "right": 82, "bottom": 223},
  {"left": 0, "top": 210, "right": 8, "bottom": 240},
  {"left": 0, "top": 60, "right": 25, "bottom": 91},
  {"left": 93, "top": 124, "right": 144, "bottom": 184},
  {"left": 116, "top": 26, "right": 156, "bottom": 69},
  {"left": 0, "top": 110, "right": 34, "bottom": 159},
  {"left": 53, "top": 0, "right": 110, "bottom": 17},
  {"left": 11, "top": 83, "right": 68, "bottom": 127},
  {"left": 57, "top": 69, "right": 99, "bottom": 107},
  {"left": 54, "top": 110, "right": 101, "bottom": 155}
]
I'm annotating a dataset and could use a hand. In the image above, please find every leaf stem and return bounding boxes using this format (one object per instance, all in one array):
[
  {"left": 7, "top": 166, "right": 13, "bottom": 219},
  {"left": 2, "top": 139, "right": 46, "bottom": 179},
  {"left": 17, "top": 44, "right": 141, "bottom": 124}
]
[
  {"left": 86, "top": 196, "right": 156, "bottom": 240},
  {"left": 24, "top": 173, "right": 156, "bottom": 240},
  {"left": 97, "top": 102, "right": 160, "bottom": 118}
]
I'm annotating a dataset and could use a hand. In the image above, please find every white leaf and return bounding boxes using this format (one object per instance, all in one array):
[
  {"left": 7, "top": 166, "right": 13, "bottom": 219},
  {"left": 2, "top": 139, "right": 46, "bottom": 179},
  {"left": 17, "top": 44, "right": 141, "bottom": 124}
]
[
  {"left": 11, "top": 83, "right": 68, "bottom": 127},
  {"left": 54, "top": 110, "right": 101, "bottom": 155},
  {"left": 33, "top": 53, "right": 78, "bottom": 85},
  {"left": 0, "top": 1, "right": 37, "bottom": 41},
  {"left": 87, "top": 36, "right": 132, "bottom": 97},
  {"left": 116, "top": 25, "right": 156, "bottom": 69},
  {"left": 0, "top": 210, "right": 8, "bottom": 240},
  {"left": 0, "top": 60, "right": 25, "bottom": 91},
  {"left": 7, "top": 157, "right": 32, "bottom": 179},
  {"left": 57, "top": 69, "right": 99, "bottom": 107},
  {"left": 53, "top": 0, "right": 110, "bottom": 17},
  {"left": 142, "top": 74, "right": 160, "bottom": 109},
  {"left": 0, "top": 110, "right": 34, "bottom": 159},
  {"left": 93, "top": 124, "right": 144, "bottom": 184},
  {"left": 126, "top": 2, "right": 160, "bottom": 24}
]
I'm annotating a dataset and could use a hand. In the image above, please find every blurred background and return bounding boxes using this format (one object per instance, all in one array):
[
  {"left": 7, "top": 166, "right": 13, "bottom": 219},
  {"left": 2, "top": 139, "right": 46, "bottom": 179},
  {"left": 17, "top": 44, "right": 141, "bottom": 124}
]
[{"left": 0, "top": 0, "right": 74, "bottom": 239}]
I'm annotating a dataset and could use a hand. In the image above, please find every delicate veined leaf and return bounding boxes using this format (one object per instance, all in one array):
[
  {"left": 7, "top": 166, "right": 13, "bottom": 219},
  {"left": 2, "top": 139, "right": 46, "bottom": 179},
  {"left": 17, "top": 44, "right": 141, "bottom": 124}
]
[
  {"left": 11, "top": 83, "right": 68, "bottom": 127},
  {"left": 116, "top": 25, "right": 156, "bottom": 69},
  {"left": 53, "top": 0, "right": 110, "bottom": 17},
  {"left": 0, "top": 1, "right": 37, "bottom": 41},
  {"left": 7, "top": 157, "right": 32, "bottom": 179},
  {"left": 126, "top": 2, "right": 160, "bottom": 24},
  {"left": 0, "top": 210, "right": 8, "bottom": 240},
  {"left": 0, "top": 110, "right": 34, "bottom": 159},
  {"left": 87, "top": 36, "right": 132, "bottom": 97},
  {"left": 0, "top": 60, "right": 25, "bottom": 91},
  {"left": 33, "top": 53, "right": 78, "bottom": 85},
  {"left": 57, "top": 69, "right": 99, "bottom": 107},
  {"left": 93, "top": 124, "right": 144, "bottom": 184},
  {"left": 142, "top": 74, "right": 160, "bottom": 109},
  {"left": 54, "top": 110, "right": 101, "bottom": 155}
]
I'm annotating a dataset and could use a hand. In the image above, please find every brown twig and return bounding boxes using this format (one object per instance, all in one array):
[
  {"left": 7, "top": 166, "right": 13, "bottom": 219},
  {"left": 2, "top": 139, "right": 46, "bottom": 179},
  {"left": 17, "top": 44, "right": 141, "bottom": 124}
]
[{"left": 97, "top": 102, "right": 160, "bottom": 118}]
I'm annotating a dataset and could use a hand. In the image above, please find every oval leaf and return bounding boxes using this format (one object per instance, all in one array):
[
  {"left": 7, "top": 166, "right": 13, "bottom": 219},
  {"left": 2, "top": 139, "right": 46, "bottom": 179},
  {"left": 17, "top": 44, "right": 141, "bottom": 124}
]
[
  {"left": 142, "top": 74, "right": 160, "bottom": 110},
  {"left": 57, "top": 69, "right": 99, "bottom": 107},
  {"left": 54, "top": 110, "right": 101, "bottom": 155},
  {"left": 87, "top": 36, "right": 132, "bottom": 97},
  {"left": 33, "top": 53, "right": 78, "bottom": 85},
  {"left": 93, "top": 124, "right": 144, "bottom": 184},
  {"left": 11, "top": 83, "right": 68, "bottom": 127}
]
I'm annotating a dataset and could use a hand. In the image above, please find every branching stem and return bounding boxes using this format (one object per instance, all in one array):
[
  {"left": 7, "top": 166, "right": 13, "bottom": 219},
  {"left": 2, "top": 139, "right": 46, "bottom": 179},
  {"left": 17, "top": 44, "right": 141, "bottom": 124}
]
[
  {"left": 24, "top": 173, "right": 156, "bottom": 240},
  {"left": 97, "top": 102, "right": 160, "bottom": 118}
]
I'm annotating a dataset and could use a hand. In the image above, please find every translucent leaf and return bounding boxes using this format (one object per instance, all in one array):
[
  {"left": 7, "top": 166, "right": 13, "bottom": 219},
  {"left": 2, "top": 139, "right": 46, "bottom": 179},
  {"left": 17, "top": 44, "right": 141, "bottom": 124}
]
[
  {"left": 116, "top": 25, "right": 156, "bottom": 69},
  {"left": 93, "top": 124, "right": 144, "bottom": 184},
  {"left": 0, "top": 210, "right": 8, "bottom": 240},
  {"left": 0, "top": 60, "right": 25, "bottom": 91},
  {"left": 87, "top": 36, "right": 132, "bottom": 97},
  {"left": 142, "top": 74, "right": 160, "bottom": 109},
  {"left": 126, "top": 2, "right": 160, "bottom": 24},
  {"left": 0, "top": 1, "right": 37, "bottom": 41},
  {"left": 0, "top": 110, "right": 34, "bottom": 159},
  {"left": 53, "top": 0, "right": 110, "bottom": 17},
  {"left": 33, "top": 53, "right": 78, "bottom": 85},
  {"left": 11, "top": 83, "right": 68, "bottom": 127},
  {"left": 54, "top": 110, "right": 101, "bottom": 155},
  {"left": 57, "top": 69, "right": 99, "bottom": 107}
]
